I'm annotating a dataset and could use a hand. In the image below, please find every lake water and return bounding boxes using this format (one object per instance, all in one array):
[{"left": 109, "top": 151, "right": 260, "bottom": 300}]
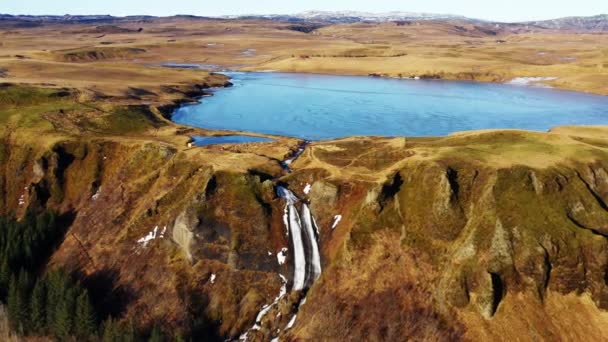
[{"left": 172, "top": 72, "right": 608, "bottom": 140}]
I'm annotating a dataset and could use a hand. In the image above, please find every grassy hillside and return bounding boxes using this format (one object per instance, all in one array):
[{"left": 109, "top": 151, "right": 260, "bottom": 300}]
[
  {"left": 0, "top": 18, "right": 607, "bottom": 94},
  {"left": 0, "top": 16, "right": 608, "bottom": 340}
]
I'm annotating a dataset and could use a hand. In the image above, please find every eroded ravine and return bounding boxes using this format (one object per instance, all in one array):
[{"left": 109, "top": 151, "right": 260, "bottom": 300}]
[{"left": 239, "top": 147, "right": 323, "bottom": 341}]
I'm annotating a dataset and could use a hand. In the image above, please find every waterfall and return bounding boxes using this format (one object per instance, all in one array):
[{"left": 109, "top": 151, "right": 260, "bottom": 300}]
[
  {"left": 276, "top": 186, "right": 322, "bottom": 290},
  {"left": 301, "top": 203, "right": 322, "bottom": 286},
  {"left": 287, "top": 201, "right": 307, "bottom": 291}
]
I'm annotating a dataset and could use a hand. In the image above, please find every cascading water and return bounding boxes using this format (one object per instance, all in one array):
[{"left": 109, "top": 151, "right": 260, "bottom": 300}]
[
  {"left": 300, "top": 203, "right": 321, "bottom": 286},
  {"left": 276, "top": 186, "right": 322, "bottom": 290},
  {"left": 239, "top": 147, "right": 322, "bottom": 341}
]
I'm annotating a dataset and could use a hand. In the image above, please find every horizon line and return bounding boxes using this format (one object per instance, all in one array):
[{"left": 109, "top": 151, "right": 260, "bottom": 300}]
[{"left": 0, "top": 11, "right": 606, "bottom": 24}]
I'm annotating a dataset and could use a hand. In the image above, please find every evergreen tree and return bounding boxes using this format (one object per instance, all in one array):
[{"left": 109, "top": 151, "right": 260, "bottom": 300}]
[
  {"left": 6, "top": 274, "right": 20, "bottom": 331},
  {"left": 75, "top": 289, "right": 97, "bottom": 339},
  {"left": 149, "top": 323, "right": 164, "bottom": 342},
  {"left": 30, "top": 280, "right": 47, "bottom": 334},
  {"left": 102, "top": 317, "right": 117, "bottom": 342},
  {"left": 53, "top": 286, "right": 76, "bottom": 339},
  {"left": 46, "top": 269, "right": 69, "bottom": 328},
  {"left": 122, "top": 318, "right": 137, "bottom": 342},
  {"left": 7, "top": 271, "right": 31, "bottom": 334},
  {"left": 0, "top": 259, "right": 9, "bottom": 299},
  {"left": 16, "top": 270, "right": 31, "bottom": 331}
]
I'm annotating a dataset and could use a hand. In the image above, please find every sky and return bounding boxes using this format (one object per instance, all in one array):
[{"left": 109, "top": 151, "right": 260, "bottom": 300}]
[{"left": 1, "top": 0, "right": 607, "bottom": 22}]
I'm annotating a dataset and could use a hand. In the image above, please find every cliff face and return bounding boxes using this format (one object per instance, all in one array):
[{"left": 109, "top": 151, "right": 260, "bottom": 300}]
[
  {"left": 2, "top": 82, "right": 608, "bottom": 340},
  {"left": 2, "top": 123, "right": 608, "bottom": 340}
]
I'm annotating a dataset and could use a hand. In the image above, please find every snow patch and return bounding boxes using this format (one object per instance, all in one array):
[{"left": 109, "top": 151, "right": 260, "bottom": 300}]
[
  {"left": 136, "top": 225, "right": 166, "bottom": 248},
  {"left": 210, "top": 273, "right": 216, "bottom": 284},
  {"left": 331, "top": 215, "right": 342, "bottom": 230},
  {"left": 282, "top": 206, "right": 289, "bottom": 236},
  {"left": 285, "top": 314, "right": 297, "bottom": 330},
  {"left": 303, "top": 183, "right": 312, "bottom": 195},
  {"left": 18, "top": 187, "right": 28, "bottom": 206},
  {"left": 506, "top": 77, "right": 558, "bottom": 87},
  {"left": 277, "top": 248, "right": 288, "bottom": 265},
  {"left": 91, "top": 187, "right": 101, "bottom": 201}
]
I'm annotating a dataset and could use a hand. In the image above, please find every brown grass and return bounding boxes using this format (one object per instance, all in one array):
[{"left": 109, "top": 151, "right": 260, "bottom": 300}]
[{"left": 0, "top": 18, "right": 606, "bottom": 95}]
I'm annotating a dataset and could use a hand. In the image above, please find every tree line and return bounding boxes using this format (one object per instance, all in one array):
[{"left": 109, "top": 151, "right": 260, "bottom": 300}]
[{"left": 0, "top": 210, "right": 167, "bottom": 341}]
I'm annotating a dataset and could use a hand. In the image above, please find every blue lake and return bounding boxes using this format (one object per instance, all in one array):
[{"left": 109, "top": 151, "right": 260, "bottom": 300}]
[{"left": 172, "top": 72, "right": 608, "bottom": 140}]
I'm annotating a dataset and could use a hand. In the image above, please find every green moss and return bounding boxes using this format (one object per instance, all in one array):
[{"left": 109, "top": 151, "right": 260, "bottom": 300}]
[
  {"left": 88, "top": 106, "right": 166, "bottom": 135},
  {"left": 0, "top": 85, "right": 83, "bottom": 137},
  {"left": 0, "top": 86, "right": 58, "bottom": 110}
]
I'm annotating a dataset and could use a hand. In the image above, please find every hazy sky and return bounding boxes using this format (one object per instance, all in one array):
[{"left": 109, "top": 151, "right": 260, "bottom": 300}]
[{"left": 2, "top": 0, "right": 606, "bottom": 22}]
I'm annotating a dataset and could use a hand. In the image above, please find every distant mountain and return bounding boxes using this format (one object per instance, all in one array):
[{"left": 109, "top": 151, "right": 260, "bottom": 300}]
[
  {"left": 0, "top": 12, "right": 606, "bottom": 31},
  {"left": 224, "top": 10, "right": 474, "bottom": 23},
  {"left": 524, "top": 14, "right": 608, "bottom": 31},
  {"left": 0, "top": 14, "right": 156, "bottom": 22}
]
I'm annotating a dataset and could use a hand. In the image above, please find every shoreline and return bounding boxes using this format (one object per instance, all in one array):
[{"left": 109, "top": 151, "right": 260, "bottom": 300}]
[
  {"left": 239, "top": 68, "right": 607, "bottom": 96},
  {"left": 163, "top": 70, "right": 608, "bottom": 145}
]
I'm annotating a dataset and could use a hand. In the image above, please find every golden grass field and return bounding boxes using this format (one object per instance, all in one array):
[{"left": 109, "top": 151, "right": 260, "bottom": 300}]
[{"left": 0, "top": 17, "right": 607, "bottom": 97}]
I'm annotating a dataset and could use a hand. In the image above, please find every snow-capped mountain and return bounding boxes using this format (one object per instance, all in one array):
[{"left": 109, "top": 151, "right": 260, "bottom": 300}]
[
  {"left": 524, "top": 14, "right": 608, "bottom": 31},
  {"left": 223, "top": 10, "right": 473, "bottom": 23}
]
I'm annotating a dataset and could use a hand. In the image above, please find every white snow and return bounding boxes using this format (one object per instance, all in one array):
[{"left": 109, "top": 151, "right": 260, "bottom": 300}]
[
  {"left": 285, "top": 314, "right": 297, "bottom": 330},
  {"left": 18, "top": 187, "right": 27, "bottom": 206},
  {"left": 282, "top": 206, "right": 289, "bottom": 236},
  {"left": 277, "top": 248, "right": 288, "bottom": 265},
  {"left": 284, "top": 296, "right": 307, "bottom": 331},
  {"left": 255, "top": 304, "right": 272, "bottom": 323},
  {"left": 331, "top": 215, "right": 342, "bottom": 230},
  {"left": 137, "top": 226, "right": 159, "bottom": 247},
  {"left": 210, "top": 273, "right": 216, "bottom": 284},
  {"left": 303, "top": 183, "right": 312, "bottom": 195},
  {"left": 91, "top": 187, "right": 101, "bottom": 201},
  {"left": 136, "top": 225, "right": 167, "bottom": 248},
  {"left": 279, "top": 274, "right": 287, "bottom": 283},
  {"left": 270, "top": 338, "right": 279, "bottom": 342},
  {"left": 268, "top": 251, "right": 273, "bottom": 256},
  {"left": 506, "top": 77, "right": 557, "bottom": 87}
]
